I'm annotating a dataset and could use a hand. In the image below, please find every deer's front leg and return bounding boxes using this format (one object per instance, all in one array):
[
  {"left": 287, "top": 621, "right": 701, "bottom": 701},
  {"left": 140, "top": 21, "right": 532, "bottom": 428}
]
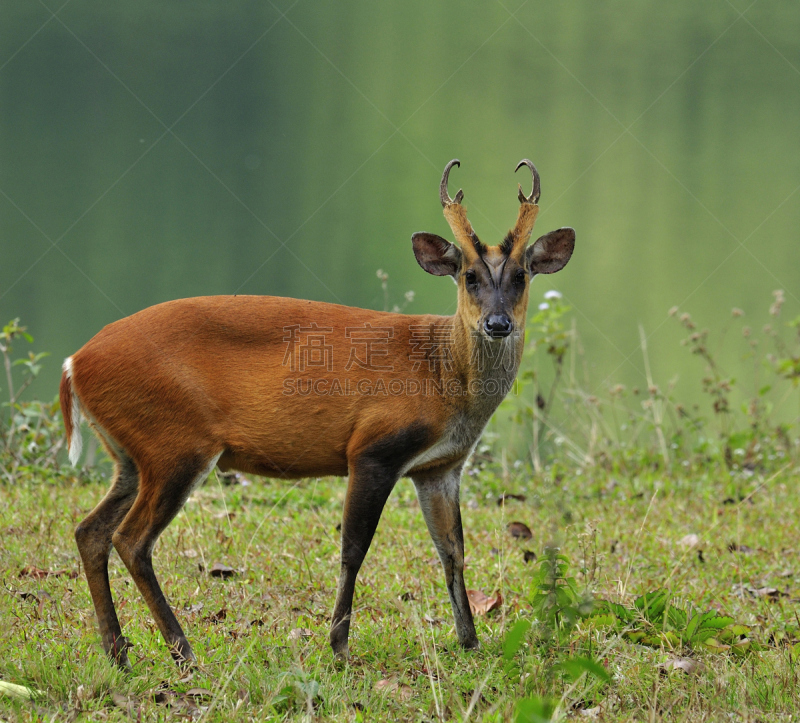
[
  {"left": 330, "top": 458, "right": 399, "bottom": 658},
  {"left": 411, "top": 465, "right": 478, "bottom": 649}
]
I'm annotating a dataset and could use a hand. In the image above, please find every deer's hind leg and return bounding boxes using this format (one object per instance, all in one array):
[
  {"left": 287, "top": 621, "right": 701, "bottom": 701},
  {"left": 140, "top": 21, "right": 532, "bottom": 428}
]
[
  {"left": 75, "top": 444, "right": 139, "bottom": 667},
  {"left": 111, "top": 451, "right": 221, "bottom": 667}
]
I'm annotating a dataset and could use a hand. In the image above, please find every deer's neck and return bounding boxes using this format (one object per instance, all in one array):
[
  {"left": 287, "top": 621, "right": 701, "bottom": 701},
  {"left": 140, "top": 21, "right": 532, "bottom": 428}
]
[{"left": 446, "top": 313, "right": 525, "bottom": 406}]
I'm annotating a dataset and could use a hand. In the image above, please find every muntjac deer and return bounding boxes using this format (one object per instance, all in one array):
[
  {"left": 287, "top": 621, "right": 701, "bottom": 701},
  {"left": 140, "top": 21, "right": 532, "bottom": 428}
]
[{"left": 60, "top": 159, "right": 575, "bottom": 667}]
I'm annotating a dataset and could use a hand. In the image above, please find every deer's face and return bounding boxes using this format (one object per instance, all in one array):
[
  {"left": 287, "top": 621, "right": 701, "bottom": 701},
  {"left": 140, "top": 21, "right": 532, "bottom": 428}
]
[{"left": 412, "top": 160, "right": 575, "bottom": 342}]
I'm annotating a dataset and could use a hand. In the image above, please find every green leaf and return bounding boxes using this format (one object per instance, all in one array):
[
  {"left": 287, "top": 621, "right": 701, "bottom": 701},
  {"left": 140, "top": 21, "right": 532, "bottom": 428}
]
[
  {"left": 503, "top": 619, "right": 532, "bottom": 660},
  {"left": 666, "top": 605, "right": 687, "bottom": 631},
  {"left": 635, "top": 591, "right": 668, "bottom": 622},
  {"left": 585, "top": 612, "right": 618, "bottom": 629},
  {"left": 554, "top": 655, "right": 611, "bottom": 684},
  {"left": 697, "top": 614, "right": 735, "bottom": 631},
  {"left": 514, "top": 696, "right": 555, "bottom": 723}
]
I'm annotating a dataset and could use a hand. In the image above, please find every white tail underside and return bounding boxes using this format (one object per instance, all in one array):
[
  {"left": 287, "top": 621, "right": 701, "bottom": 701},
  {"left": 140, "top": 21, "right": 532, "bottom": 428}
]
[{"left": 63, "top": 357, "right": 83, "bottom": 467}]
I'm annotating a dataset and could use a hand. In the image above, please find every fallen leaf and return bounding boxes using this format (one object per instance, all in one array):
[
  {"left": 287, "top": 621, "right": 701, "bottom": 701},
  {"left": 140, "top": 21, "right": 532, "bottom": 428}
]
[
  {"left": 423, "top": 614, "right": 442, "bottom": 625},
  {"left": 677, "top": 534, "right": 700, "bottom": 548},
  {"left": 373, "top": 679, "right": 412, "bottom": 701},
  {"left": 660, "top": 657, "right": 704, "bottom": 675},
  {"left": 497, "top": 493, "right": 527, "bottom": 506},
  {"left": 288, "top": 627, "right": 313, "bottom": 641},
  {"left": 184, "top": 602, "right": 204, "bottom": 614},
  {"left": 399, "top": 591, "right": 415, "bottom": 602},
  {"left": 184, "top": 687, "right": 212, "bottom": 700},
  {"left": 0, "top": 680, "right": 41, "bottom": 700},
  {"left": 179, "top": 549, "right": 198, "bottom": 558},
  {"left": 19, "top": 566, "right": 77, "bottom": 580},
  {"left": 212, "top": 511, "right": 236, "bottom": 521},
  {"left": 578, "top": 706, "right": 602, "bottom": 719},
  {"left": 467, "top": 499, "right": 479, "bottom": 510},
  {"left": 731, "top": 583, "right": 787, "bottom": 600},
  {"left": 202, "top": 608, "right": 227, "bottom": 623},
  {"left": 753, "top": 587, "right": 785, "bottom": 599},
  {"left": 209, "top": 562, "right": 238, "bottom": 579},
  {"left": 467, "top": 589, "right": 503, "bottom": 616},
  {"left": 110, "top": 692, "right": 138, "bottom": 715},
  {"left": 236, "top": 688, "right": 250, "bottom": 709},
  {"left": 523, "top": 550, "right": 537, "bottom": 563},
  {"left": 728, "top": 542, "right": 756, "bottom": 554},
  {"left": 507, "top": 522, "right": 532, "bottom": 540},
  {"left": 152, "top": 689, "right": 177, "bottom": 705}
]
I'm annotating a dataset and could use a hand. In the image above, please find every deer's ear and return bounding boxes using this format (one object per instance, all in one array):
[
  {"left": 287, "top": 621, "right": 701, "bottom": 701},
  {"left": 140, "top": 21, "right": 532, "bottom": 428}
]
[
  {"left": 412, "top": 232, "right": 463, "bottom": 277},
  {"left": 525, "top": 227, "right": 575, "bottom": 275}
]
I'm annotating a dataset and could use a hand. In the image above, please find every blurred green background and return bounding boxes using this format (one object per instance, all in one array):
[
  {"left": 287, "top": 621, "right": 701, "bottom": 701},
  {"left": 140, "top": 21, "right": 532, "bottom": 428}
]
[{"left": 1, "top": 1, "right": 798, "bottom": 412}]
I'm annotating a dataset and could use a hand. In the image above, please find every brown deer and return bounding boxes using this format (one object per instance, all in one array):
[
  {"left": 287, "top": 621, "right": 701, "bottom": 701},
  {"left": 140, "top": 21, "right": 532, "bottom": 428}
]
[{"left": 60, "top": 159, "right": 574, "bottom": 667}]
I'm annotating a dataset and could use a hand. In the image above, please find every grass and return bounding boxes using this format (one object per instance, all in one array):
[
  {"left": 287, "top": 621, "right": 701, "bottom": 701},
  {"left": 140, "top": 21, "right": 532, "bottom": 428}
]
[
  {"left": 0, "top": 293, "right": 798, "bottom": 721},
  {"left": 1, "top": 459, "right": 800, "bottom": 721}
]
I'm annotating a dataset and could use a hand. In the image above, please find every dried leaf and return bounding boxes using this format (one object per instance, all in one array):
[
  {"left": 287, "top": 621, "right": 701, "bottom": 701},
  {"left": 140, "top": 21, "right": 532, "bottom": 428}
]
[
  {"left": 110, "top": 692, "right": 138, "bottom": 715},
  {"left": 209, "top": 562, "right": 237, "bottom": 579},
  {"left": 399, "top": 591, "right": 415, "bottom": 602},
  {"left": 373, "top": 679, "right": 412, "bottom": 701},
  {"left": 731, "top": 583, "right": 787, "bottom": 600},
  {"left": 19, "top": 566, "right": 77, "bottom": 580},
  {"left": 497, "top": 493, "right": 527, "bottom": 506},
  {"left": 0, "top": 680, "right": 41, "bottom": 700},
  {"left": 184, "top": 687, "right": 212, "bottom": 700},
  {"left": 661, "top": 657, "right": 704, "bottom": 675},
  {"left": 467, "top": 589, "right": 503, "bottom": 616},
  {"left": 753, "top": 587, "right": 784, "bottom": 599},
  {"left": 179, "top": 549, "right": 198, "bottom": 558},
  {"left": 288, "top": 627, "right": 313, "bottom": 641},
  {"left": 212, "top": 511, "right": 236, "bottom": 521},
  {"left": 507, "top": 522, "right": 533, "bottom": 540},
  {"left": 202, "top": 607, "right": 227, "bottom": 623},
  {"left": 422, "top": 614, "right": 443, "bottom": 625},
  {"left": 728, "top": 542, "right": 756, "bottom": 554},
  {"left": 677, "top": 534, "right": 700, "bottom": 548}
]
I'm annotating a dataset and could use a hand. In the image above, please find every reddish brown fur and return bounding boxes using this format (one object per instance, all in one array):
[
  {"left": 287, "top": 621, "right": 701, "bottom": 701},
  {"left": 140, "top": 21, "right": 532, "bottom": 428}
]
[{"left": 59, "top": 372, "right": 74, "bottom": 452}]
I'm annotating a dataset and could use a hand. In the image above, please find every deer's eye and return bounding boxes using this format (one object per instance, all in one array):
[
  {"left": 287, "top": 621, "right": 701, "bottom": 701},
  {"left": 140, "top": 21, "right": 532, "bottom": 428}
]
[
  {"left": 514, "top": 269, "right": 526, "bottom": 285},
  {"left": 464, "top": 270, "right": 478, "bottom": 286}
]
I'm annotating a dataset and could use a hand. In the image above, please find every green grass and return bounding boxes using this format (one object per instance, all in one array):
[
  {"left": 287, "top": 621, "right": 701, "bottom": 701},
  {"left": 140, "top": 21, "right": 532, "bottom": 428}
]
[{"left": 1, "top": 460, "right": 800, "bottom": 721}]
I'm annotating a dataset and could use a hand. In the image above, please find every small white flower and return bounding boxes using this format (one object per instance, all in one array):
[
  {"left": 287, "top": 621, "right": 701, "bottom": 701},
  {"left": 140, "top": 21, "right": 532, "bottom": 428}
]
[
  {"left": 544, "top": 290, "right": 562, "bottom": 300},
  {"left": 404, "top": 290, "right": 415, "bottom": 302},
  {"left": 538, "top": 302, "right": 550, "bottom": 311}
]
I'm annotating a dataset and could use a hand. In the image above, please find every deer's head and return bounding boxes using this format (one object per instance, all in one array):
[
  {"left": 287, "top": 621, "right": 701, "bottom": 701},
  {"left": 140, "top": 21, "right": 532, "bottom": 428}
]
[{"left": 413, "top": 159, "right": 574, "bottom": 341}]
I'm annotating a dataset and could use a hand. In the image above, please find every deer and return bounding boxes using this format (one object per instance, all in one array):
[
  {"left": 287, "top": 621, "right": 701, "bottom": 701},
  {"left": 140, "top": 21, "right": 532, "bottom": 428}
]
[{"left": 60, "top": 159, "right": 575, "bottom": 668}]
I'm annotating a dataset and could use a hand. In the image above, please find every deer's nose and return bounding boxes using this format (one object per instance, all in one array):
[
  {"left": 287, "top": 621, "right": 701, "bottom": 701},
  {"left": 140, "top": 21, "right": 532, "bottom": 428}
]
[{"left": 484, "top": 314, "right": 513, "bottom": 338}]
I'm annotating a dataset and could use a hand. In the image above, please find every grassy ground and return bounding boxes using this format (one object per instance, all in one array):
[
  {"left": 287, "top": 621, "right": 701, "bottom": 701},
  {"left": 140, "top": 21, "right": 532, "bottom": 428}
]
[{"left": 1, "top": 459, "right": 799, "bottom": 722}]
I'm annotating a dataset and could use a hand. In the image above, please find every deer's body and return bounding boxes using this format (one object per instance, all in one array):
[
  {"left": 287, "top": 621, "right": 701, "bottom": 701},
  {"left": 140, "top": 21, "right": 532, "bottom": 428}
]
[
  {"left": 61, "top": 160, "right": 575, "bottom": 667},
  {"left": 66, "top": 295, "right": 517, "bottom": 480}
]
